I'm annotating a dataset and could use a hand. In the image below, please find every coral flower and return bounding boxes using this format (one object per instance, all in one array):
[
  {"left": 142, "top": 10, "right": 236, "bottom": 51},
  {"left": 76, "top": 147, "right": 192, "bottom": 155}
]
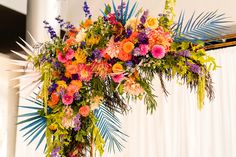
[
  {"left": 67, "top": 84, "right": 79, "bottom": 95},
  {"left": 92, "top": 61, "right": 112, "bottom": 80},
  {"left": 78, "top": 64, "right": 93, "bottom": 82},
  {"left": 139, "top": 44, "right": 149, "bottom": 56},
  {"left": 79, "top": 105, "right": 90, "bottom": 117},
  {"left": 151, "top": 45, "right": 166, "bottom": 59},
  {"left": 122, "top": 41, "right": 134, "bottom": 53},
  {"left": 62, "top": 93, "right": 73, "bottom": 105},
  {"left": 51, "top": 92, "right": 60, "bottom": 104},
  {"left": 118, "top": 50, "right": 132, "bottom": 61},
  {"left": 66, "top": 64, "right": 78, "bottom": 75},
  {"left": 66, "top": 49, "right": 75, "bottom": 60},
  {"left": 112, "top": 63, "right": 124, "bottom": 73},
  {"left": 66, "top": 37, "right": 77, "bottom": 46},
  {"left": 112, "top": 73, "right": 125, "bottom": 83},
  {"left": 58, "top": 52, "right": 67, "bottom": 63}
]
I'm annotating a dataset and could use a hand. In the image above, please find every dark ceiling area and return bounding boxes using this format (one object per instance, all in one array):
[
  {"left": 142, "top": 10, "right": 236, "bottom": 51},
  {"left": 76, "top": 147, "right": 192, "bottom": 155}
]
[{"left": 0, "top": 5, "right": 26, "bottom": 53}]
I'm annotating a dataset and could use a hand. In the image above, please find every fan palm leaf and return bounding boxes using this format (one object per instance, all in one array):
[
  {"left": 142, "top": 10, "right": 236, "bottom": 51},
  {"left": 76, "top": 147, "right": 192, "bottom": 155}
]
[
  {"left": 17, "top": 94, "right": 46, "bottom": 150},
  {"left": 173, "top": 11, "right": 230, "bottom": 42},
  {"left": 94, "top": 105, "right": 128, "bottom": 153}
]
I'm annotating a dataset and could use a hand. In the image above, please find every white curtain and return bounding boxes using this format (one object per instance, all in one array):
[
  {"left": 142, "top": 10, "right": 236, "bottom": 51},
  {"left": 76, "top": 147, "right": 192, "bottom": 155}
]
[{"left": 103, "top": 46, "right": 236, "bottom": 157}]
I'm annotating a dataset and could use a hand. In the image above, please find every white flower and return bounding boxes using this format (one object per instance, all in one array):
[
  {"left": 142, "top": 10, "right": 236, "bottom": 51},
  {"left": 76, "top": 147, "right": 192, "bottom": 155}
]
[
  {"left": 76, "top": 28, "right": 87, "bottom": 42},
  {"left": 125, "top": 18, "right": 140, "bottom": 30}
]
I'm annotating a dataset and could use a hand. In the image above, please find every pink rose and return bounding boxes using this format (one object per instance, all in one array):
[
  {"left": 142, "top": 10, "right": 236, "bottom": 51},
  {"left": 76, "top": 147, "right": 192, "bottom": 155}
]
[
  {"left": 58, "top": 52, "right": 67, "bottom": 63},
  {"left": 139, "top": 44, "right": 149, "bottom": 56},
  {"left": 79, "top": 105, "right": 90, "bottom": 117},
  {"left": 112, "top": 73, "right": 125, "bottom": 83},
  {"left": 62, "top": 94, "right": 73, "bottom": 105},
  {"left": 151, "top": 45, "right": 165, "bottom": 59},
  {"left": 66, "top": 49, "right": 75, "bottom": 60}
]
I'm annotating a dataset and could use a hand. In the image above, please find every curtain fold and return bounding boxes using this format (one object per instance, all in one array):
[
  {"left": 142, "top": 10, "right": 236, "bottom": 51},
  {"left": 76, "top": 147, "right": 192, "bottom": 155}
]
[{"left": 104, "top": 46, "right": 236, "bottom": 157}]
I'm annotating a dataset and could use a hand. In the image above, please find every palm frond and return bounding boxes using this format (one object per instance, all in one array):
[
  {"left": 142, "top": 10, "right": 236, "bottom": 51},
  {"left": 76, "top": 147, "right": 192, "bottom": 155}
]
[
  {"left": 18, "top": 97, "right": 46, "bottom": 150},
  {"left": 94, "top": 105, "right": 128, "bottom": 153},
  {"left": 173, "top": 11, "right": 230, "bottom": 42}
]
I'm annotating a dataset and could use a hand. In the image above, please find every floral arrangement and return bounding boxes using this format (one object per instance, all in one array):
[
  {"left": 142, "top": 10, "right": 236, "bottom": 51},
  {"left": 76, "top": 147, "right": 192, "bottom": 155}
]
[{"left": 13, "top": 0, "right": 228, "bottom": 156}]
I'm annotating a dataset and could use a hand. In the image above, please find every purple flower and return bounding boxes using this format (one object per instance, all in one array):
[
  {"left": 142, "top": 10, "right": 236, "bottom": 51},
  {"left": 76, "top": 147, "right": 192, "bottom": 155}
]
[
  {"left": 74, "top": 92, "right": 81, "bottom": 101},
  {"left": 118, "top": 2, "right": 126, "bottom": 14},
  {"left": 126, "top": 27, "right": 132, "bottom": 38},
  {"left": 73, "top": 114, "right": 81, "bottom": 131},
  {"left": 132, "top": 56, "right": 141, "bottom": 64},
  {"left": 140, "top": 10, "right": 149, "bottom": 24},
  {"left": 133, "top": 47, "right": 141, "bottom": 56},
  {"left": 43, "top": 20, "right": 57, "bottom": 39},
  {"left": 51, "top": 147, "right": 60, "bottom": 157},
  {"left": 187, "top": 62, "right": 201, "bottom": 74},
  {"left": 83, "top": 1, "right": 92, "bottom": 18},
  {"left": 72, "top": 74, "right": 79, "bottom": 80},
  {"left": 48, "top": 83, "right": 58, "bottom": 94},
  {"left": 125, "top": 61, "right": 133, "bottom": 67},
  {"left": 92, "top": 49, "right": 102, "bottom": 60},
  {"left": 80, "top": 41, "right": 86, "bottom": 49},
  {"left": 138, "top": 32, "right": 148, "bottom": 44},
  {"left": 178, "top": 50, "right": 190, "bottom": 57},
  {"left": 61, "top": 76, "right": 69, "bottom": 82}
]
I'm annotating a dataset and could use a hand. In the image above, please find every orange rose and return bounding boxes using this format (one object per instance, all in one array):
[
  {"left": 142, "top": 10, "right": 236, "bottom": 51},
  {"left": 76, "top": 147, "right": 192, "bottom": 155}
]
[
  {"left": 112, "top": 63, "right": 124, "bottom": 73},
  {"left": 48, "top": 92, "right": 60, "bottom": 108},
  {"left": 118, "top": 50, "right": 132, "bottom": 62},
  {"left": 79, "top": 105, "right": 90, "bottom": 117},
  {"left": 122, "top": 41, "right": 134, "bottom": 53},
  {"left": 71, "top": 80, "right": 82, "bottom": 90}
]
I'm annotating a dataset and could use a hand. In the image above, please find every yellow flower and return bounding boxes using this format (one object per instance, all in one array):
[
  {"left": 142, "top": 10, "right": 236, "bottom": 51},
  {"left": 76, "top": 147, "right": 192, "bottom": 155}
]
[
  {"left": 145, "top": 16, "right": 159, "bottom": 29},
  {"left": 112, "top": 63, "right": 124, "bottom": 74},
  {"left": 75, "top": 49, "right": 87, "bottom": 64},
  {"left": 86, "top": 35, "right": 100, "bottom": 45},
  {"left": 125, "top": 18, "right": 140, "bottom": 30},
  {"left": 48, "top": 123, "right": 58, "bottom": 131},
  {"left": 56, "top": 80, "right": 67, "bottom": 92}
]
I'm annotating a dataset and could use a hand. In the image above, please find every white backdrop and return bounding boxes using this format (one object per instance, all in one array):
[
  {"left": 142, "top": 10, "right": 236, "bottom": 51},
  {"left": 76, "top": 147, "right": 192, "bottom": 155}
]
[{"left": 102, "top": 46, "right": 236, "bottom": 157}]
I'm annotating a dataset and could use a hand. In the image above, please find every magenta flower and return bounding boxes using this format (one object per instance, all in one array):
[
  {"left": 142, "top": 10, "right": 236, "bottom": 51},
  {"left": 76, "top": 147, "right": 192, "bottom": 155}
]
[
  {"left": 151, "top": 45, "right": 166, "bottom": 59},
  {"left": 139, "top": 44, "right": 149, "bottom": 56},
  {"left": 112, "top": 73, "right": 125, "bottom": 83},
  {"left": 66, "top": 49, "right": 75, "bottom": 60},
  {"left": 62, "top": 94, "right": 73, "bottom": 105},
  {"left": 58, "top": 52, "right": 67, "bottom": 63}
]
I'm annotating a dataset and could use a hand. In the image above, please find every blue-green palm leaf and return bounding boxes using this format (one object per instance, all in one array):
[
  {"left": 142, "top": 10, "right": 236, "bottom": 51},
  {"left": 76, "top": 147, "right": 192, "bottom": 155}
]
[
  {"left": 173, "top": 11, "right": 230, "bottom": 42},
  {"left": 17, "top": 94, "right": 46, "bottom": 150},
  {"left": 94, "top": 105, "right": 128, "bottom": 153},
  {"left": 100, "top": 0, "right": 138, "bottom": 25}
]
